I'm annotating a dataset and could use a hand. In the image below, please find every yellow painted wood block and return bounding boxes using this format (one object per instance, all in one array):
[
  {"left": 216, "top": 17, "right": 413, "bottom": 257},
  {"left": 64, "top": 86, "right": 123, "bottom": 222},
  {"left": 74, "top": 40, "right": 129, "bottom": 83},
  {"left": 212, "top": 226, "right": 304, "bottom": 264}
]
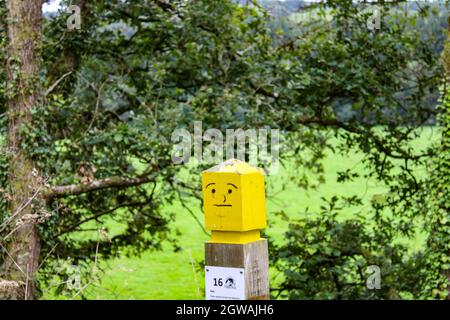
[
  {"left": 202, "top": 159, "right": 267, "bottom": 242},
  {"left": 210, "top": 230, "right": 261, "bottom": 244}
]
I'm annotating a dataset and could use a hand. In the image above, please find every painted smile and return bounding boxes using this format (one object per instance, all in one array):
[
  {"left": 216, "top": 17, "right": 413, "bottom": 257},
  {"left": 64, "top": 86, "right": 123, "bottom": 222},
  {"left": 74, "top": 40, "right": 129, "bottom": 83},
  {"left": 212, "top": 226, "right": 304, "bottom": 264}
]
[{"left": 214, "top": 204, "right": 232, "bottom": 207}]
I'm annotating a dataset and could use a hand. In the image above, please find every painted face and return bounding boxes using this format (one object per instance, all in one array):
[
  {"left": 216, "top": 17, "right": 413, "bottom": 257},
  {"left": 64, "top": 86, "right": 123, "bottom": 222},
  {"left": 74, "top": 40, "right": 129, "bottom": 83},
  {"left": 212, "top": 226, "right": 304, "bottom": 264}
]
[
  {"left": 202, "top": 173, "right": 243, "bottom": 231},
  {"left": 205, "top": 182, "right": 238, "bottom": 207},
  {"left": 201, "top": 160, "right": 267, "bottom": 232}
]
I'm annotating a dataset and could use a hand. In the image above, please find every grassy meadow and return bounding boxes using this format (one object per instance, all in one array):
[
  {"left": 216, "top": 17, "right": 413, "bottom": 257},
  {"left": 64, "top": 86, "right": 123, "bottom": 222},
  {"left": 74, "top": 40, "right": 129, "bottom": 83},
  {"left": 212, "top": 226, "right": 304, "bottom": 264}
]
[{"left": 35, "top": 127, "right": 440, "bottom": 299}]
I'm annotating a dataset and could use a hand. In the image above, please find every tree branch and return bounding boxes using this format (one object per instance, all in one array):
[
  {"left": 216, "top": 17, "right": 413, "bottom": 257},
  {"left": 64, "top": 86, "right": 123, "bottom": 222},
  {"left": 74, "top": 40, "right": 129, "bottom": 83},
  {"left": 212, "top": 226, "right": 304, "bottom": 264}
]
[
  {"left": 46, "top": 173, "right": 157, "bottom": 199},
  {"left": 44, "top": 71, "right": 73, "bottom": 97},
  {"left": 297, "top": 116, "right": 433, "bottom": 160},
  {"left": 53, "top": 201, "right": 148, "bottom": 239}
]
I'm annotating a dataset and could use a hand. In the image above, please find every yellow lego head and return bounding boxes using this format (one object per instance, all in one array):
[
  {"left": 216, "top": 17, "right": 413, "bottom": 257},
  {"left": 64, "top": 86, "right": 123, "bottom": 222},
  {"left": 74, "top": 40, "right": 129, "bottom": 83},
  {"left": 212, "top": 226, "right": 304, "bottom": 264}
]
[{"left": 202, "top": 159, "right": 267, "bottom": 232}]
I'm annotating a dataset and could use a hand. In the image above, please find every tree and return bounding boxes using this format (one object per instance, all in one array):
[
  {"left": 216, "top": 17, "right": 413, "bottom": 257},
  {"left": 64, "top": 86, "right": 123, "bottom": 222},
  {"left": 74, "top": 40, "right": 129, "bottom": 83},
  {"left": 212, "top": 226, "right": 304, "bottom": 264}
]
[
  {"left": 271, "top": 1, "right": 449, "bottom": 299},
  {"left": 0, "top": 0, "right": 44, "bottom": 300},
  {"left": 0, "top": 0, "right": 277, "bottom": 299},
  {"left": 0, "top": 0, "right": 447, "bottom": 300}
]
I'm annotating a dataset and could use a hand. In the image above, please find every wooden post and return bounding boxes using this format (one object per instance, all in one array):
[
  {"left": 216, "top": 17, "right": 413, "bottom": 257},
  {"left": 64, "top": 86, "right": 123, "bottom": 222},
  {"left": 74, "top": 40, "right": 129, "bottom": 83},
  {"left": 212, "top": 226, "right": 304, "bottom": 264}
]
[{"left": 202, "top": 159, "right": 270, "bottom": 300}]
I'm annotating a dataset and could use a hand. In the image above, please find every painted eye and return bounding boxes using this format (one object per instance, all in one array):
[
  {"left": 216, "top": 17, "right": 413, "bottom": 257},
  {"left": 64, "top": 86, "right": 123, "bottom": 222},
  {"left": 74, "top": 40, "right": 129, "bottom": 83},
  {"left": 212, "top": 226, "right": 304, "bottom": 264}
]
[
  {"left": 228, "top": 189, "right": 232, "bottom": 194},
  {"left": 211, "top": 189, "right": 216, "bottom": 194}
]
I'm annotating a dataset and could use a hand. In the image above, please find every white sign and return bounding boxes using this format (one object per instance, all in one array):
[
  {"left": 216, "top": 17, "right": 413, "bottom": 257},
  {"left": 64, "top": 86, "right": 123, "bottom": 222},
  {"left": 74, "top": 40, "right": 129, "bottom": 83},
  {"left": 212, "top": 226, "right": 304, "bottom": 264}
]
[{"left": 205, "top": 266, "right": 245, "bottom": 300}]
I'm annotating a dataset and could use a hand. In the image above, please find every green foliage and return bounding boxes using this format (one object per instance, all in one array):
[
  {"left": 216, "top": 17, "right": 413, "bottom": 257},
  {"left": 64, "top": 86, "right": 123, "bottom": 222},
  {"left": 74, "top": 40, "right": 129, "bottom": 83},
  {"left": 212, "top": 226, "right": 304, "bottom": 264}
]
[
  {"left": 272, "top": 195, "right": 431, "bottom": 299},
  {"left": 27, "top": 0, "right": 283, "bottom": 297},
  {"left": 421, "top": 82, "right": 450, "bottom": 299},
  {"left": 0, "top": 0, "right": 448, "bottom": 299},
  {"left": 270, "top": 1, "right": 448, "bottom": 300}
]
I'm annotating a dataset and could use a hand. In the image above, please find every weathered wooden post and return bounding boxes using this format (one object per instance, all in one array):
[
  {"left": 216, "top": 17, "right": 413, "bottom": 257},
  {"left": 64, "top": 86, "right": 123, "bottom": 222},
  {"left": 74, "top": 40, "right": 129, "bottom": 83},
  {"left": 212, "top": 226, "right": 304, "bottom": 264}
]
[{"left": 202, "top": 159, "right": 269, "bottom": 300}]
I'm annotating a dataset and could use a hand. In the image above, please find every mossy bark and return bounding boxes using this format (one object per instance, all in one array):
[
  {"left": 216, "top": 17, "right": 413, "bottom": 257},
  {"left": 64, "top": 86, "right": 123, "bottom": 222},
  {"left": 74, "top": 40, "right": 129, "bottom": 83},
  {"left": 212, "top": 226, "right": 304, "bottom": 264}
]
[{"left": 0, "top": 0, "right": 43, "bottom": 300}]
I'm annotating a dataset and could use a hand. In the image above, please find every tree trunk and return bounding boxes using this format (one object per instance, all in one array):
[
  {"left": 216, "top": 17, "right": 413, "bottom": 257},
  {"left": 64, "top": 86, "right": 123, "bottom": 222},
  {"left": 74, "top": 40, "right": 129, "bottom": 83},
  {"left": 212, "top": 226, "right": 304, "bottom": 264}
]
[{"left": 0, "top": 0, "right": 43, "bottom": 300}]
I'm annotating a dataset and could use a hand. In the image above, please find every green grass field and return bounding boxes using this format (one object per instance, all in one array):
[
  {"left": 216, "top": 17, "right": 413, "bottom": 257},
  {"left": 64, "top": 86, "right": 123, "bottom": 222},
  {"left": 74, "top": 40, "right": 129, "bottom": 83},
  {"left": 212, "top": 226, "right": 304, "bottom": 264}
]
[{"left": 39, "top": 127, "right": 440, "bottom": 300}]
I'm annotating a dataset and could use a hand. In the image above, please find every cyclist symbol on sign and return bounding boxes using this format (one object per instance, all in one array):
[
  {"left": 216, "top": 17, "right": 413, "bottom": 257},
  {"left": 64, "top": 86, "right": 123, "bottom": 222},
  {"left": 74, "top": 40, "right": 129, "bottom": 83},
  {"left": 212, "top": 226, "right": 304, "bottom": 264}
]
[{"left": 225, "top": 277, "right": 236, "bottom": 289}]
